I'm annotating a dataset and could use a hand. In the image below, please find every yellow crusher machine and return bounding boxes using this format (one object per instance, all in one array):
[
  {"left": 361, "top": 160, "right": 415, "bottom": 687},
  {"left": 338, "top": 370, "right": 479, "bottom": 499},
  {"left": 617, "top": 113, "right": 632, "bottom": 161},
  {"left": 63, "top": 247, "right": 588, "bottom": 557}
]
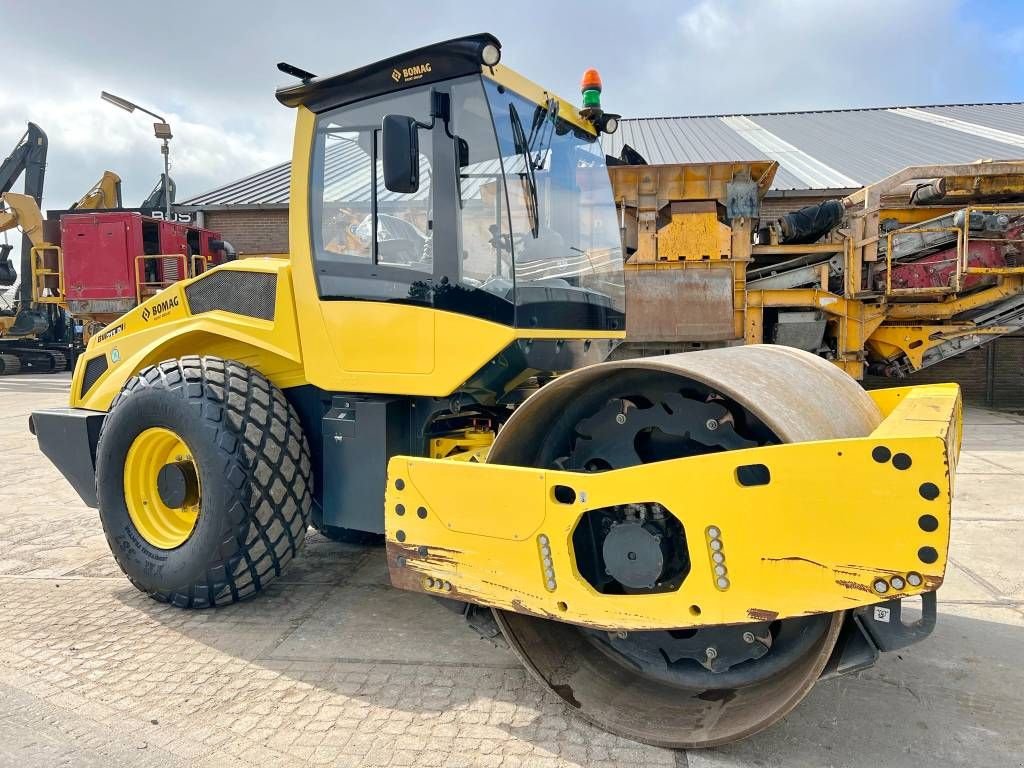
[
  {"left": 31, "top": 35, "right": 962, "bottom": 747},
  {"left": 606, "top": 156, "right": 1024, "bottom": 380}
]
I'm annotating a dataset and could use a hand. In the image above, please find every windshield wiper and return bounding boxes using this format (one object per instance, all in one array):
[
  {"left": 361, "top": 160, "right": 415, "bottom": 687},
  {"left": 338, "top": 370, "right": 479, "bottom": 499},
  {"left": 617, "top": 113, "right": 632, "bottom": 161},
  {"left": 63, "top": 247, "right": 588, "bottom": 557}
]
[
  {"left": 525, "top": 97, "right": 558, "bottom": 170},
  {"left": 509, "top": 103, "right": 539, "bottom": 238}
]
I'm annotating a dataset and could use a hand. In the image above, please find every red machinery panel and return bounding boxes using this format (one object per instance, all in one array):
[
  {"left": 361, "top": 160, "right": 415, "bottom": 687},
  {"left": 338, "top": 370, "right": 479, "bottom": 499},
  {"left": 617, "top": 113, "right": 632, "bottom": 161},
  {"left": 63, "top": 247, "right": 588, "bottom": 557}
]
[
  {"left": 884, "top": 222, "right": 1024, "bottom": 292},
  {"left": 198, "top": 229, "right": 225, "bottom": 266},
  {"left": 156, "top": 221, "right": 189, "bottom": 283},
  {"left": 59, "top": 212, "right": 226, "bottom": 313},
  {"left": 61, "top": 212, "right": 144, "bottom": 301},
  {"left": 888, "top": 241, "right": 1004, "bottom": 291}
]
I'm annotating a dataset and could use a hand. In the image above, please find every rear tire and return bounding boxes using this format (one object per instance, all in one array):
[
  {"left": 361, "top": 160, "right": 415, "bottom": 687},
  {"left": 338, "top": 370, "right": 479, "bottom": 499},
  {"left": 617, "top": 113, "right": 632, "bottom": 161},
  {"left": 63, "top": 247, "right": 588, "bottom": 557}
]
[{"left": 95, "top": 356, "right": 312, "bottom": 607}]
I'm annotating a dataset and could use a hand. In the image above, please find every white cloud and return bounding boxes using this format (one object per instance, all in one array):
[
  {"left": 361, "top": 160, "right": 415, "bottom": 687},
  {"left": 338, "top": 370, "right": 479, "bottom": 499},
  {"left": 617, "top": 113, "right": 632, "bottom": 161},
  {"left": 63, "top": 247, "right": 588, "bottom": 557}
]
[
  {"left": 628, "top": 0, "right": 1005, "bottom": 116},
  {"left": 0, "top": 78, "right": 289, "bottom": 209}
]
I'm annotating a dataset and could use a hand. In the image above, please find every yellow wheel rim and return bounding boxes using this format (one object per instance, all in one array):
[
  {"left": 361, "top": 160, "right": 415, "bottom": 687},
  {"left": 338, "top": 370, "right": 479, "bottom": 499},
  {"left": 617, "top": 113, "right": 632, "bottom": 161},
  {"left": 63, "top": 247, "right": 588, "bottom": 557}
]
[{"left": 123, "top": 427, "right": 201, "bottom": 549}]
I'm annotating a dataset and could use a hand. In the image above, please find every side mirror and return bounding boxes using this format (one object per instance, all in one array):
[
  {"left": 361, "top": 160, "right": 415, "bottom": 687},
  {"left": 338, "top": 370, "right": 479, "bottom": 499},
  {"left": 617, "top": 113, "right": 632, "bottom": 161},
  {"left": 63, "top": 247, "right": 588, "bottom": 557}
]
[{"left": 382, "top": 115, "right": 420, "bottom": 194}]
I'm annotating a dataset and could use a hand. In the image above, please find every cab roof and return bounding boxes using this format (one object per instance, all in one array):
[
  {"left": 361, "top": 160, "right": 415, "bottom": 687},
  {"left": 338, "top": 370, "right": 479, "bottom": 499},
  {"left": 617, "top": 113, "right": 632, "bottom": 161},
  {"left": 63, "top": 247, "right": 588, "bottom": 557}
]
[{"left": 275, "top": 33, "right": 500, "bottom": 113}]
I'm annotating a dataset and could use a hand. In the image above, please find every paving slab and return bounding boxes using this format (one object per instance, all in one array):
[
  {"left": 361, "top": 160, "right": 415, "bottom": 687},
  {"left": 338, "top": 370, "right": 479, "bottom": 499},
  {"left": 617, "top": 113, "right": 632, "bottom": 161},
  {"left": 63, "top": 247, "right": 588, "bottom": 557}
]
[
  {"left": 949, "top": 519, "right": 1024, "bottom": 600},
  {"left": 951, "top": 472, "right": 1024, "bottom": 519},
  {"left": 2, "top": 376, "right": 1023, "bottom": 767}
]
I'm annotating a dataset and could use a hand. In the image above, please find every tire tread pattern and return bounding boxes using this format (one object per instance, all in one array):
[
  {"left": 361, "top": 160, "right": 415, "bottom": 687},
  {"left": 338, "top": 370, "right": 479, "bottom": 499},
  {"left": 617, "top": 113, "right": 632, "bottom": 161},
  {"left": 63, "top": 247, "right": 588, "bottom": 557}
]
[{"left": 99, "top": 355, "right": 311, "bottom": 608}]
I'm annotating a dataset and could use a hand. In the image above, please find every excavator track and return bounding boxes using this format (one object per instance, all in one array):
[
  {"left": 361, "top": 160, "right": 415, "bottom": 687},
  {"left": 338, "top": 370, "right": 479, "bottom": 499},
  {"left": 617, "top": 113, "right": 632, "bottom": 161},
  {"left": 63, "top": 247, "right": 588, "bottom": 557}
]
[
  {"left": 487, "top": 345, "right": 881, "bottom": 748},
  {"left": 0, "top": 347, "right": 67, "bottom": 374},
  {"left": 0, "top": 353, "right": 21, "bottom": 375}
]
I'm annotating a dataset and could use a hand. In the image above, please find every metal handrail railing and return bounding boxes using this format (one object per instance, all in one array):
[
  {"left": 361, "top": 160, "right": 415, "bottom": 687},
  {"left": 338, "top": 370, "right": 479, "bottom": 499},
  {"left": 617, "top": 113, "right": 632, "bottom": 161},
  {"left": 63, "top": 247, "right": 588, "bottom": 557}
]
[
  {"left": 960, "top": 204, "right": 1024, "bottom": 285},
  {"left": 135, "top": 253, "right": 188, "bottom": 304},
  {"left": 30, "top": 244, "right": 64, "bottom": 304}
]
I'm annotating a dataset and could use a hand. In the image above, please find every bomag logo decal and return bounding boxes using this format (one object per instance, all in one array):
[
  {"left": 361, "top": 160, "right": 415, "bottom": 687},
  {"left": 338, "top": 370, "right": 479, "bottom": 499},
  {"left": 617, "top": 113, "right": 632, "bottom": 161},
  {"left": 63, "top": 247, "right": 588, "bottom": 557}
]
[
  {"left": 391, "top": 62, "right": 432, "bottom": 83},
  {"left": 141, "top": 295, "right": 181, "bottom": 322},
  {"left": 95, "top": 322, "right": 125, "bottom": 343}
]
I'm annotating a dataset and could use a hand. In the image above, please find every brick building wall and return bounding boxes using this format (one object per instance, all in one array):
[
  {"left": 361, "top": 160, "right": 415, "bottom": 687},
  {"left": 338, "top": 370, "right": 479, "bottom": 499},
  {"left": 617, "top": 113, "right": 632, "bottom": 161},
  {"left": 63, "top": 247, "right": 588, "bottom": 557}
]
[{"left": 202, "top": 208, "right": 289, "bottom": 256}]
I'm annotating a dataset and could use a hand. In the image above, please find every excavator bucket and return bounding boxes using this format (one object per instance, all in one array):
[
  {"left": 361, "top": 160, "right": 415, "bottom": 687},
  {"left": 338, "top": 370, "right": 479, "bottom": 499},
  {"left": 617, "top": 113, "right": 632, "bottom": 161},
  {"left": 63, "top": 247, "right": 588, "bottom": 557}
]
[{"left": 0, "top": 243, "right": 16, "bottom": 285}]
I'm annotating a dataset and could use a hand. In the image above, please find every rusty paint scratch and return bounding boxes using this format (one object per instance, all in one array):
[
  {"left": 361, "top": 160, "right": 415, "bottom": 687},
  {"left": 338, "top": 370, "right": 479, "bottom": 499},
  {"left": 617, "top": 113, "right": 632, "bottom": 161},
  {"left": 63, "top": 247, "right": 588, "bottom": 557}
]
[
  {"left": 763, "top": 556, "right": 827, "bottom": 568},
  {"left": 746, "top": 608, "right": 779, "bottom": 622},
  {"left": 835, "top": 579, "right": 874, "bottom": 594}
]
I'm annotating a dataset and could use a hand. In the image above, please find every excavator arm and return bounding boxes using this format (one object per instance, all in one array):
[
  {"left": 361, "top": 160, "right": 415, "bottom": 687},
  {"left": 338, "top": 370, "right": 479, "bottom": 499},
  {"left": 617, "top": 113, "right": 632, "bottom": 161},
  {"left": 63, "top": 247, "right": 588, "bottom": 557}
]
[
  {"left": 0, "top": 123, "right": 47, "bottom": 298},
  {"left": 70, "top": 171, "right": 122, "bottom": 210},
  {"left": 0, "top": 192, "right": 46, "bottom": 249}
]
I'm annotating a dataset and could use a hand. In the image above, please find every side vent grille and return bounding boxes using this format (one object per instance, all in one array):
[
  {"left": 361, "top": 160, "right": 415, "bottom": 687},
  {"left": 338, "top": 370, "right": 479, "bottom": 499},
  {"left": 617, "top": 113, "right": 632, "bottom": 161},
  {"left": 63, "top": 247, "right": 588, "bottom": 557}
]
[
  {"left": 80, "top": 354, "right": 108, "bottom": 398},
  {"left": 184, "top": 271, "right": 277, "bottom": 321}
]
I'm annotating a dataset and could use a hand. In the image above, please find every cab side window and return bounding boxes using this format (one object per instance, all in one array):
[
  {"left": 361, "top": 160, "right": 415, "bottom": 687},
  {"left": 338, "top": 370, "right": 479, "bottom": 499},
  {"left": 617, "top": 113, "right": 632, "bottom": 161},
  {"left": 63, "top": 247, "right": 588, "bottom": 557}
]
[
  {"left": 320, "top": 130, "right": 373, "bottom": 264},
  {"left": 374, "top": 133, "right": 433, "bottom": 270}
]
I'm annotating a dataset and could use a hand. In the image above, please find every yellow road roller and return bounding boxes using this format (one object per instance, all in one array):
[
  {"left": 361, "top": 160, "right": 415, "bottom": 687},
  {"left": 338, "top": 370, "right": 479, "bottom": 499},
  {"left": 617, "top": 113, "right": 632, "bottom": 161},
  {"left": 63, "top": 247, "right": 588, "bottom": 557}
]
[{"left": 31, "top": 34, "right": 961, "bottom": 747}]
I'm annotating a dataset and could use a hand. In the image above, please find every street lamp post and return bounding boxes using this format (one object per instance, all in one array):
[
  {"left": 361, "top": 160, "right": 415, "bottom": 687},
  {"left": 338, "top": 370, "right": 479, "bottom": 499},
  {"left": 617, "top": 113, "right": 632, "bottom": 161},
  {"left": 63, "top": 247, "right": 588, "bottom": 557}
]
[{"left": 100, "top": 91, "right": 173, "bottom": 219}]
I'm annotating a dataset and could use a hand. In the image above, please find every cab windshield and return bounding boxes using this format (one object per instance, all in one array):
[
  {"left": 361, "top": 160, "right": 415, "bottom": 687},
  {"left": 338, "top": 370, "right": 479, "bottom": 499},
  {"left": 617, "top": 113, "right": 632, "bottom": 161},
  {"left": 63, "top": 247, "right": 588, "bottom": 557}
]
[
  {"left": 309, "top": 75, "right": 624, "bottom": 331},
  {"left": 479, "top": 79, "right": 624, "bottom": 329}
]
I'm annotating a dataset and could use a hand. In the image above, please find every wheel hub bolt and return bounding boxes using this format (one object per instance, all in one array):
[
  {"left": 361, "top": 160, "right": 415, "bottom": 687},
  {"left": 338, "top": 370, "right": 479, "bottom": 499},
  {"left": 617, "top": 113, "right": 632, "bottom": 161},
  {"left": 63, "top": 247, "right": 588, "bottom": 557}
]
[
  {"left": 705, "top": 646, "right": 718, "bottom": 660},
  {"left": 615, "top": 413, "right": 627, "bottom": 425},
  {"left": 705, "top": 418, "right": 719, "bottom": 431},
  {"left": 742, "top": 631, "right": 755, "bottom": 644}
]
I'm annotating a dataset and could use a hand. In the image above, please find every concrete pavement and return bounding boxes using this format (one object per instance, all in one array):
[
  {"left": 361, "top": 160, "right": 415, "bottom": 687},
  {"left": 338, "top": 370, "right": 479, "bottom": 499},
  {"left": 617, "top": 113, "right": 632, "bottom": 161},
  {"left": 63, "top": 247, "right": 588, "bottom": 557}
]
[{"left": 1, "top": 372, "right": 1022, "bottom": 767}]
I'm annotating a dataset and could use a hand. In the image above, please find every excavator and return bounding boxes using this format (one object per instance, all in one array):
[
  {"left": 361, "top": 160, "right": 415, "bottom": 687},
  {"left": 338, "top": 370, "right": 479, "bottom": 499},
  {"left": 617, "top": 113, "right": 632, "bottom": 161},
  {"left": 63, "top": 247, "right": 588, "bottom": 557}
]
[
  {"left": 0, "top": 123, "right": 77, "bottom": 374},
  {"left": 31, "top": 35, "right": 961, "bottom": 747},
  {"left": 0, "top": 173, "right": 124, "bottom": 373}
]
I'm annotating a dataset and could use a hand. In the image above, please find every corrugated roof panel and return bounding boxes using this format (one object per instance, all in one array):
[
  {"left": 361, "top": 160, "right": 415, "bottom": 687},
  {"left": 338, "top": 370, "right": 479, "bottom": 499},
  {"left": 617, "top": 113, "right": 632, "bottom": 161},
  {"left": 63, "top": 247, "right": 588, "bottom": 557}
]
[
  {"left": 183, "top": 161, "right": 291, "bottom": 205},
  {"left": 920, "top": 103, "right": 1024, "bottom": 138},
  {"left": 602, "top": 116, "right": 770, "bottom": 165},
  {"left": 753, "top": 109, "right": 1024, "bottom": 185},
  {"left": 720, "top": 115, "right": 858, "bottom": 188},
  {"left": 892, "top": 107, "right": 1024, "bottom": 150}
]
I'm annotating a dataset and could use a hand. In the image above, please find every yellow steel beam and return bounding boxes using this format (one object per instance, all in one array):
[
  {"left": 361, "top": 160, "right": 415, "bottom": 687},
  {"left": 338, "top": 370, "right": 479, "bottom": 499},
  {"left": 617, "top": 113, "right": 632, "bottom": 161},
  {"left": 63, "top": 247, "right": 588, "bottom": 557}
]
[
  {"left": 751, "top": 243, "right": 843, "bottom": 257},
  {"left": 867, "top": 324, "right": 1010, "bottom": 370},
  {"left": 384, "top": 383, "right": 960, "bottom": 632},
  {"left": 746, "top": 289, "right": 885, "bottom": 378},
  {"left": 886, "top": 276, "right": 1024, "bottom": 320},
  {"left": 0, "top": 192, "right": 47, "bottom": 248}
]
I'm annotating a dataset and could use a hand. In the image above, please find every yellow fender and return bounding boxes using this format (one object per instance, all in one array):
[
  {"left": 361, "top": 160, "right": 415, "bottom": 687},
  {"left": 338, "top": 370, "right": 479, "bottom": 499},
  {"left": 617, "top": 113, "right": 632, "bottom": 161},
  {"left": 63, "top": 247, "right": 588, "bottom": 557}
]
[{"left": 72, "top": 259, "right": 305, "bottom": 411}]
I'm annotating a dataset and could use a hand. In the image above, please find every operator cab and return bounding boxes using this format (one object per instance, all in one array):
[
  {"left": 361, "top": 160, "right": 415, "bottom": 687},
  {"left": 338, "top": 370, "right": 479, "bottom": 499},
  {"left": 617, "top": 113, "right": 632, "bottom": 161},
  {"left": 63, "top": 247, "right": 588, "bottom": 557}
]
[{"left": 277, "top": 34, "right": 625, "bottom": 332}]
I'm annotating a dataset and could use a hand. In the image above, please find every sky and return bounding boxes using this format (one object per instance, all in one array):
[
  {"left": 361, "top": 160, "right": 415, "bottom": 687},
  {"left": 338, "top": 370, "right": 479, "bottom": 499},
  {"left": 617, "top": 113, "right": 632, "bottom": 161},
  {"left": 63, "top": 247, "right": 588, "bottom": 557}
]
[{"left": 2, "top": 0, "right": 1023, "bottom": 209}]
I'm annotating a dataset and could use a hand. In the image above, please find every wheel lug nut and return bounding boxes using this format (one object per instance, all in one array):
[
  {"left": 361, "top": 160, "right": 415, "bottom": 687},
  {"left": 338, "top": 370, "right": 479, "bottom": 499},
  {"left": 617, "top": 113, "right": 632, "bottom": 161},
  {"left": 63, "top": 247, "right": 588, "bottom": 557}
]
[
  {"left": 705, "top": 419, "right": 719, "bottom": 431},
  {"left": 705, "top": 646, "right": 718, "bottom": 660},
  {"left": 743, "top": 631, "right": 755, "bottom": 643}
]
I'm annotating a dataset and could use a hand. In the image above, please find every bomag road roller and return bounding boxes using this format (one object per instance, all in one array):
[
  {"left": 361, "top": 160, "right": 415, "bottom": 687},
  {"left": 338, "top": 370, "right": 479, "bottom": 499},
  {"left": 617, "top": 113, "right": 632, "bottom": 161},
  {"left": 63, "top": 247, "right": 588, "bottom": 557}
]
[{"left": 31, "top": 34, "right": 962, "bottom": 747}]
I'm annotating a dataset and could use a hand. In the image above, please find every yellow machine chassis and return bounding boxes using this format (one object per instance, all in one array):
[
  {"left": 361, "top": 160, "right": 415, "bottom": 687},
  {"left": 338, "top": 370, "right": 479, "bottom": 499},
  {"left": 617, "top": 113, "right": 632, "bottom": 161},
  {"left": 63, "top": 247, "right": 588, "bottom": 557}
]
[{"left": 385, "top": 382, "right": 960, "bottom": 631}]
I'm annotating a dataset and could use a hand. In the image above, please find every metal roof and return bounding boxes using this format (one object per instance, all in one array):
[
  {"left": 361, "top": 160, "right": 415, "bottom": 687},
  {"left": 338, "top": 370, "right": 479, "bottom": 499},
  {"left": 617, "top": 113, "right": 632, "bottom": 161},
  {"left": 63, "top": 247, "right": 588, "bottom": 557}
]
[{"left": 181, "top": 101, "right": 1024, "bottom": 207}]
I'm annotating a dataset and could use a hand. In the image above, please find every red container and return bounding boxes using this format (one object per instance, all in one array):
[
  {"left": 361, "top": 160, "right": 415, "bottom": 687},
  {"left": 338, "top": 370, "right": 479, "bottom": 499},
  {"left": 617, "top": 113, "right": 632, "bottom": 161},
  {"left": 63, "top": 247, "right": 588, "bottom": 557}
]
[
  {"left": 60, "top": 212, "right": 225, "bottom": 309},
  {"left": 61, "top": 212, "right": 144, "bottom": 301}
]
